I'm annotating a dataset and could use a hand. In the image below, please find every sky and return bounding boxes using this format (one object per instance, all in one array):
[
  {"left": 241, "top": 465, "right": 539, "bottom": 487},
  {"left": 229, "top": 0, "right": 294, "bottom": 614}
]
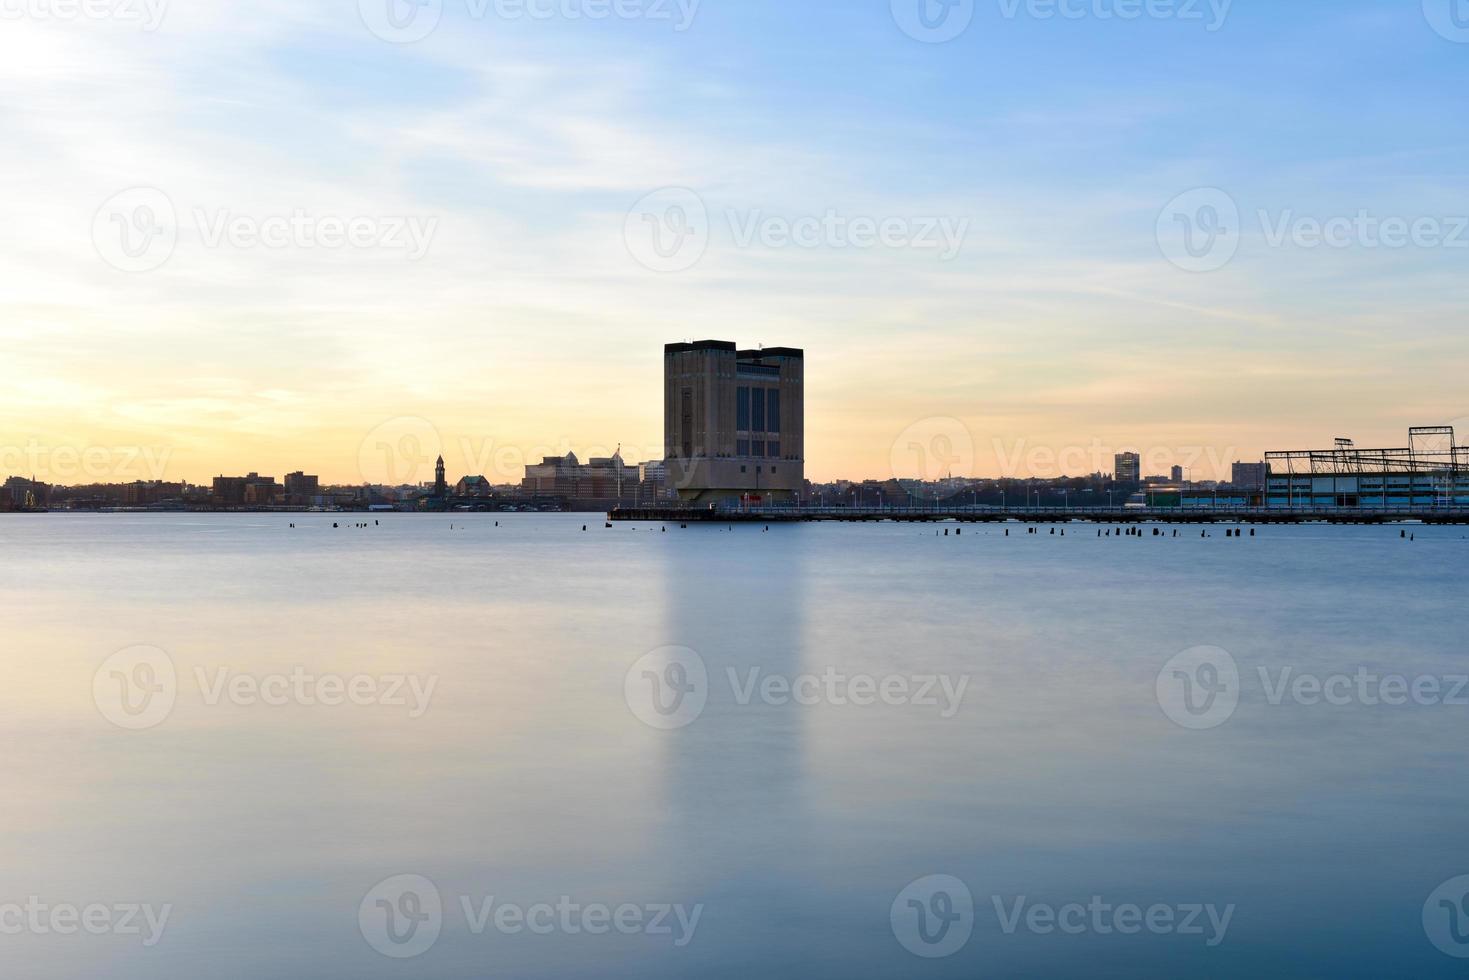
[{"left": 2, "top": 0, "right": 1468, "bottom": 486}]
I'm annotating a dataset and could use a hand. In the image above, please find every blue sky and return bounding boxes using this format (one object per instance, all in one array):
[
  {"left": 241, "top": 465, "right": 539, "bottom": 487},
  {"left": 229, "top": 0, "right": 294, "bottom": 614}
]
[{"left": 2, "top": 0, "right": 1467, "bottom": 483}]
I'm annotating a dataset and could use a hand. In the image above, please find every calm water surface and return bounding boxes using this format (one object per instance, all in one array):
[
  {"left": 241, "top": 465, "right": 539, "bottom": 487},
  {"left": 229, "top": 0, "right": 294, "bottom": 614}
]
[{"left": 1, "top": 514, "right": 1466, "bottom": 978}]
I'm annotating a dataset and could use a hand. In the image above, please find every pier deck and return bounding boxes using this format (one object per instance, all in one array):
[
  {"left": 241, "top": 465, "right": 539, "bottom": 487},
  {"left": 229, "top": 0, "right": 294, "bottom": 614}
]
[{"left": 610, "top": 506, "right": 1469, "bottom": 525}]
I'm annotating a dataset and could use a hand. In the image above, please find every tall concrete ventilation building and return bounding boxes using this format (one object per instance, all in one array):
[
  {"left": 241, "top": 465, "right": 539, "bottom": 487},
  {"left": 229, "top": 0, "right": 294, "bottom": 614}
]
[{"left": 664, "top": 341, "right": 804, "bottom": 505}]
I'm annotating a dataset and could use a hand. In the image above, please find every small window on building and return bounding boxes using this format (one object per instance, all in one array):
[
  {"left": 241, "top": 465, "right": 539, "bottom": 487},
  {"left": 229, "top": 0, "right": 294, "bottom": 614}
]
[
  {"left": 767, "top": 442, "right": 780, "bottom": 458},
  {"left": 737, "top": 439, "right": 750, "bottom": 456},
  {"left": 752, "top": 442, "right": 765, "bottom": 458},
  {"left": 740, "top": 466, "right": 747, "bottom": 474}
]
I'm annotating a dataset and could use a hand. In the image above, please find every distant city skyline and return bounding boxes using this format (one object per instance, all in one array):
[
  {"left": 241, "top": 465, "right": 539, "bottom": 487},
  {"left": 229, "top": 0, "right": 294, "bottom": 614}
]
[{"left": 6, "top": 411, "right": 1457, "bottom": 488}]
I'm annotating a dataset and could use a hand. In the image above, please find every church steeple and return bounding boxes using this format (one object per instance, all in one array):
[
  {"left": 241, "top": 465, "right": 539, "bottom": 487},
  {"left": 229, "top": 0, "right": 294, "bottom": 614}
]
[{"left": 434, "top": 455, "right": 447, "bottom": 497}]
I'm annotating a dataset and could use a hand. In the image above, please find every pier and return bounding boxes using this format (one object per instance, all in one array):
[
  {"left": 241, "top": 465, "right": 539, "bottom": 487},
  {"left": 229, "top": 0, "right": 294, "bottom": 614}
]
[{"left": 610, "top": 505, "right": 1469, "bottom": 525}]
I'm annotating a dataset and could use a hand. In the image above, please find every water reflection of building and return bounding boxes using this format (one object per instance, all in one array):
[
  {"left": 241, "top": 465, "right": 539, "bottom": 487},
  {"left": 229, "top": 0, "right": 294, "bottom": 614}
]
[{"left": 655, "top": 528, "right": 811, "bottom": 937}]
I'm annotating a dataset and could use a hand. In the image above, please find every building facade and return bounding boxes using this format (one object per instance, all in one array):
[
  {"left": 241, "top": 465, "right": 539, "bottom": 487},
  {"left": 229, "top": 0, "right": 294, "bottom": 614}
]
[
  {"left": 1231, "top": 462, "right": 1269, "bottom": 490},
  {"left": 455, "top": 475, "right": 492, "bottom": 497},
  {"left": 2, "top": 476, "right": 48, "bottom": 509},
  {"left": 522, "top": 451, "right": 660, "bottom": 506},
  {"left": 1114, "top": 452, "right": 1141, "bottom": 485},
  {"left": 664, "top": 341, "right": 805, "bottom": 505},
  {"left": 1265, "top": 427, "right": 1469, "bottom": 509},
  {"left": 213, "top": 473, "right": 279, "bottom": 507}
]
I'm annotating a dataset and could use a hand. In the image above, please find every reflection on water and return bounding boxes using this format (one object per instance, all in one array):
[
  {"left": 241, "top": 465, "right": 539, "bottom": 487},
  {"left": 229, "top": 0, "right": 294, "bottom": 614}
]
[{"left": 0, "top": 514, "right": 1466, "bottom": 978}]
